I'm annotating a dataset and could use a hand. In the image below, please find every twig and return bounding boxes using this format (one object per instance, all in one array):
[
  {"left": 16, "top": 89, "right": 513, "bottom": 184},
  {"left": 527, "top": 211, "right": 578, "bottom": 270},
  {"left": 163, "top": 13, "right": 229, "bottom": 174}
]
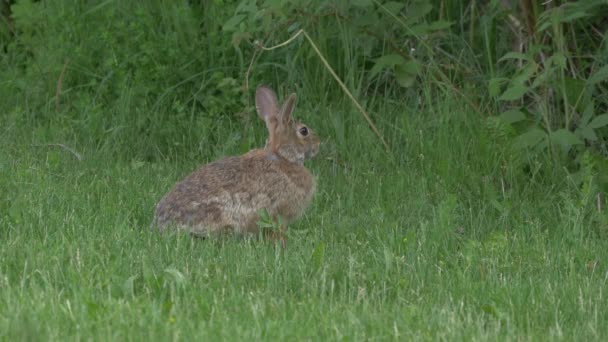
[
  {"left": 244, "top": 48, "right": 261, "bottom": 115},
  {"left": 56, "top": 59, "right": 69, "bottom": 112},
  {"left": 249, "top": 29, "right": 391, "bottom": 153},
  {"left": 32, "top": 143, "right": 83, "bottom": 161}
]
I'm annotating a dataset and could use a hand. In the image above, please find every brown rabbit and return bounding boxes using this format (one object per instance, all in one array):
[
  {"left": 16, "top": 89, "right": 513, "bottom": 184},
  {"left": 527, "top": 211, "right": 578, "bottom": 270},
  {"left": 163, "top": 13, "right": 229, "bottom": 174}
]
[{"left": 153, "top": 86, "right": 320, "bottom": 241}]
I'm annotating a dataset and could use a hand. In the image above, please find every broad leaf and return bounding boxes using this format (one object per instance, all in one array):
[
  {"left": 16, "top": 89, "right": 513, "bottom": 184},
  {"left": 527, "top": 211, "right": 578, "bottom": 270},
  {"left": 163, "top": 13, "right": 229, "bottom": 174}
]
[
  {"left": 550, "top": 129, "right": 583, "bottom": 151},
  {"left": 381, "top": 1, "right": 405, "bottom": 15},
  {"left": 400, "top": 60, "right": 421, "bottom": 74},
  {"left": 589, "top": 114, "right": 608, "bottom": 129},
  {"left": 369, "top": 54, "right": 406, "bottom": 79},
  {"left": 499, "top": 109, "right": 526, "bottom": 124},
  {"left": 10, "top": 0, "right": 42, "bottom": 31},
  {"left": 576, "top": 126, "right": 598, "bottom": 141},
  {"left": 580, "top": 101, "right": 595, "bottom": 127},
  {"left": 513, "top": 128, "right": 546, "bottom": 149},
  {"left": 222, "top": 14, "right": 245, "bottom": 32},
  {"left": 512, "top": 64, "right": 537, "bottom": 85},
  {"left": 564, "top": 77, "right": 589, "bottom": 112},
  {"left": 352, "top": 0, "right": 373, "bottom": 7},
  {"left": 488, "top": 78, "right": 508, "bottom": 97},
  {"left": 531, "top": 68, "right": 551, "bottom": 89},
  {"left": 395, "top": 65, "right": 416, "bottom": 87},
  {"left": 410, "top": 2, "right": 433, "bottom": 19},
  {"left": 231, "top": 31, "right": 251, "bottom": 48},
  {"left": 587, "top": 65, "right": 608, "bottom": 85},
  {"left": 499, "top": 84, "right": 528, "bottom": 101},
  {"left": 428, "top": 20, "right": 453, "bottom": 31}
]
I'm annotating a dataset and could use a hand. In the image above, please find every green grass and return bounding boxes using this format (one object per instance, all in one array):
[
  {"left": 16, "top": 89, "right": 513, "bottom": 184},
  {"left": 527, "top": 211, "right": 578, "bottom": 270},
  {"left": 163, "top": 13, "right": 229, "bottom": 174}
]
[
  {"left": 2, "top": 97, "right": 607, "bottom": 340},
  {"left": 2, "top": 1, "right": 608, "bottom": 340}
]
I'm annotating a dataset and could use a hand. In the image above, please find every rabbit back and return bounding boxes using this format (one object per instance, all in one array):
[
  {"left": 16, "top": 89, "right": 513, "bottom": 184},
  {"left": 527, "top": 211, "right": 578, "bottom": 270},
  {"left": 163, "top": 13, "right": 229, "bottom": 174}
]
[{"left": 154, "top": 149, "right": 315, "bottom": 235}]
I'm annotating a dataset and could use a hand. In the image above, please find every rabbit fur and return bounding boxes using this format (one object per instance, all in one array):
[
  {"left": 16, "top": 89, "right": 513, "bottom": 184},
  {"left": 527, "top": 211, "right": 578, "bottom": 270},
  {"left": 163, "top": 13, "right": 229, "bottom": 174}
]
[{"left": 153, "top": 86, "right": 320, "bottom": 237}]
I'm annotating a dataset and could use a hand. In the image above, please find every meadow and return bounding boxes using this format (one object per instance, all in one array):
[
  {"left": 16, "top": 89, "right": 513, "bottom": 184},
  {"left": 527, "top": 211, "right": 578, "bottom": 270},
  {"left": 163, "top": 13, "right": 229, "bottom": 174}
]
[{"left": 1, "top": 1, "right": 607, "bottom": 340}]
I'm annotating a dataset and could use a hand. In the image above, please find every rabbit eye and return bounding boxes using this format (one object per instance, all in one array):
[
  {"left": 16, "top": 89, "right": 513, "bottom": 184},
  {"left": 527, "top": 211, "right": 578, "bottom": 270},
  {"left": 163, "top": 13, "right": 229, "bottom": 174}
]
[{"left": 298, "top": 126, "right": 309, "bottom": 136}]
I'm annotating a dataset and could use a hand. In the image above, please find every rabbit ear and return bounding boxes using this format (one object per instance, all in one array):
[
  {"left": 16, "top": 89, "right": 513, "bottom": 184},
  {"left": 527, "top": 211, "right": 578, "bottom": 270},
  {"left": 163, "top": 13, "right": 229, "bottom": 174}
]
[
  {"left": 278, "top": 93, "right": 297, "bottom": 125},
  {"left": 255, "top": 86, "right": 279, "bottom": 134},
  {"left": 255, "top": 86, "right": 279, "bottom": 121},
  {"left": 255, "top": 86, "right": 280, "bottom": 141}
]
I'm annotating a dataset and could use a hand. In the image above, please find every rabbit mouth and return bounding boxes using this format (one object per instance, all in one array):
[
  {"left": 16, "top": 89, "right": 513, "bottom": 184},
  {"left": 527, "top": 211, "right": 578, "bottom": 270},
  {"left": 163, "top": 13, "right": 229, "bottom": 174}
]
[{"left": 305, "top": 145, "right": 320, "bottom": 159}]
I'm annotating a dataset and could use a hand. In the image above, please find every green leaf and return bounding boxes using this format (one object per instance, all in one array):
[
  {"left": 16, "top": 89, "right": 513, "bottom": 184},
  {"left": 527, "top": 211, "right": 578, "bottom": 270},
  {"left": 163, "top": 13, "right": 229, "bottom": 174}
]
[
  {"left": 587, "top": 65, "right": 608, "bottom": 85},
  {"left": 395, "top": 66, "right": 416, "bottom": 87},
  {"left": 357, "top": 11, "right": 379, "bottom": 29},
  {"left": 10, "top": 0, "right": 42, "bottom": 31},
  {"left": 513, "top": 128, "right": 547, "bottom": 149},
  {"left": 428, "top": 20, "right": 453, "bottom": 31},
  {"left": 256, "top": 209, "right": 276, "bottom": 229},
  {"left": 394, "top": 60, "right": 421, "bottom": 87},
  {"left": 375, "top": 54, "right": 406, "bottom": 66},
  {"left": 580, "top": 101, "right": 594, "bottom": 127},
  {"left": 499, "top": 84, "right": 528, "bottom": 101},
  {"left": 498, "top": 52, "right": 530, "bottom": 62},
  {"left": 531, "top": 68, "right": 551, "bottom": 89},
  {"left": 369, "top": 54, "right": 406, "bottom": 79},
  {"left": 548, "top": 52, "right": 567, "bottom": 69},
  {"left": 400, "top": 59, "right": 421, "bottom": 74},
  {"left": 381, "top": 1, "right": 405, "bottom": 15},
  {"left": 564, "top": 77, "right": 589, "bottom": 112},
  {"left": 265, "top": 0, "right": 284, "bottom": 11},
  {"left": 561, "top": 11, "right": 590, "bottom": 23},
  {"left": 550, "top": 129, "right": 583, "bottom": 151},
  {"left": 409, "top": 23, "right": 431, "bottom": 36},
  {"left": 236, "top": 1, "right": 257, "bottom": 13},
  {"left": 512, "top": 64, "right": 537, "bottom": 85},
  {"left": 231, "top": 31, "right": 252, "bottom": 48},
  {"left": 410, "top": 1, "right": 433, "bottom": 19},
  {"left": 352, "top": 0, "right": 373, "bottom": 7},
  {"left": 576, "top": 126, "right": 597, "bottom": 141},
  {"left": 499, "top": 109, "right": 526, "bottom": 124},
  {"left": 222, "top": 14, "right": 245, "bottom": 32},
  {"left": 488, "top": 78, "right": 508, "bottom": 97},
  {"left": 589, "top": 114, "right": 608, "bottom": 129}
]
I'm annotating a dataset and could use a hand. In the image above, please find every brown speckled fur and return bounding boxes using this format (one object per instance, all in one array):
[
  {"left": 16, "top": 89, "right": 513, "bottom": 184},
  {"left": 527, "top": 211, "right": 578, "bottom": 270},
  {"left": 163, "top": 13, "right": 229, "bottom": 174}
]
[{"left": 154, "top": 86, "right": 320, "bottom": 236}]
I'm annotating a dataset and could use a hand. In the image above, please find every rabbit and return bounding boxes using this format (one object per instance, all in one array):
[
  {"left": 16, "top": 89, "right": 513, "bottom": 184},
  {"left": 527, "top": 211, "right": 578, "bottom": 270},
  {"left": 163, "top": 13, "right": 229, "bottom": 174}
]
[{"left": 153, "top": 86, "right": 320, "bottom": 241}]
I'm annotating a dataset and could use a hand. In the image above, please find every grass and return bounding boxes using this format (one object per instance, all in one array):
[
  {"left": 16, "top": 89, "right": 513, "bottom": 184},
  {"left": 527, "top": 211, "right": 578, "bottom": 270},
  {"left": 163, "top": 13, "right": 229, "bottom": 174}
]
[
  {"left": 1, "top": 1, "right": 608, "bottom": 340},
  {"left": 2, "top": 97, "right": 607, "bottom": 340}
]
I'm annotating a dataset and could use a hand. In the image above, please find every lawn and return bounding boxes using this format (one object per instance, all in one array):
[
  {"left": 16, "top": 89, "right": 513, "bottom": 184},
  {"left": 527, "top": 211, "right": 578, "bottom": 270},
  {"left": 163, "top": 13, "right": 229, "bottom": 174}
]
[
  {"left": 3, "top": 98, "right": 606, "bottom": 340},
  {"left": 1, "top": 1, "right": 607, "bottom": 340}
]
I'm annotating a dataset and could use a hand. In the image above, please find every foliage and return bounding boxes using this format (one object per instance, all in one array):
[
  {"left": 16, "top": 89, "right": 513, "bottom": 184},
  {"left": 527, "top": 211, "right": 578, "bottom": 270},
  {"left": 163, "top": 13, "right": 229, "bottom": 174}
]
[
  {"left": 220, "top": 1, "right": 608, "bottom": 185},
  {"left": 487, "top": 1, "right": 608, "bottom": 162},
  {"left": 1, "top": 0, "right": 251, "bottom": 160},
  {"left": 2, "top": 0, "right": 608, "bottom": 339}
]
